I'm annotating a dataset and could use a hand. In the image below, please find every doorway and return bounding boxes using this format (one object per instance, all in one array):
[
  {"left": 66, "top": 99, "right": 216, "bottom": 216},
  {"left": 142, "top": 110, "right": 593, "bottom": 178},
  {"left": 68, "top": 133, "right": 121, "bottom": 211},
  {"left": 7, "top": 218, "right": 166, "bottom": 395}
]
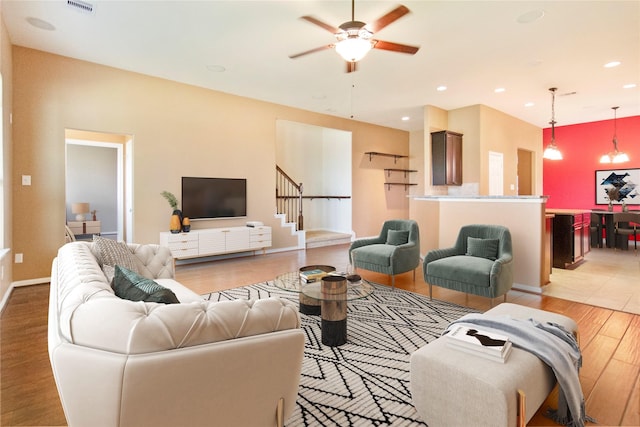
[{"left": 65, "top": 129, "right": 133, "bottom": 242}]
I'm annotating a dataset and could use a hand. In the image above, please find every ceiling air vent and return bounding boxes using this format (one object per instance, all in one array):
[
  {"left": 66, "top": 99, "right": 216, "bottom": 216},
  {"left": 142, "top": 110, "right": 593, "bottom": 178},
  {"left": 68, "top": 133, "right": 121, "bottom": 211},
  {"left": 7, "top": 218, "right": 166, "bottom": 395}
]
[{"left": 67, "top": 0, "right": 94, "bottom": 14}]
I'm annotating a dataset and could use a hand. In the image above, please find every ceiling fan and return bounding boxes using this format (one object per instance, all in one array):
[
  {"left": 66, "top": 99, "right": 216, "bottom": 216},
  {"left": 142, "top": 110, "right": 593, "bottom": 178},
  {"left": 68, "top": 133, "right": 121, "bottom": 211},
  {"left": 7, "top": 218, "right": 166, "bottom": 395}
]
[{"left": 289, "top": 0, "right": 420, "bottom": 73}]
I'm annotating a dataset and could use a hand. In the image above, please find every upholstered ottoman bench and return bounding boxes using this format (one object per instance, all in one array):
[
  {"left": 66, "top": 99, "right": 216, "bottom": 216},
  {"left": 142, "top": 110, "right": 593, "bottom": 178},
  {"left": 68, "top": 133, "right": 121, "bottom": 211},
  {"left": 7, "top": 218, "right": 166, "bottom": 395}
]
[{"left": 410, "top": 303, "right": 578, "bottom": 427}]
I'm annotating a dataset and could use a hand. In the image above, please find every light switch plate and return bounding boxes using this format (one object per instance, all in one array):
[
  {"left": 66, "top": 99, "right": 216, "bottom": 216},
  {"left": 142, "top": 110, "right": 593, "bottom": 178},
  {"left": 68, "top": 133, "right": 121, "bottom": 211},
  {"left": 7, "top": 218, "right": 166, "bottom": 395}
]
[{"left": 22, "top": 175, "right": 31, "bottom": 186}]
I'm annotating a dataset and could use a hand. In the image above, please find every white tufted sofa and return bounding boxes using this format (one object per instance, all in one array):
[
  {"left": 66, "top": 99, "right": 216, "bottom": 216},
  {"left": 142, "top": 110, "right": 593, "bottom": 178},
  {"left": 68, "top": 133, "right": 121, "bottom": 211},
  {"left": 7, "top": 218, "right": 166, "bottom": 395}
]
[{"left": 49, "top": 241, "right": 305, "bottom": 427}]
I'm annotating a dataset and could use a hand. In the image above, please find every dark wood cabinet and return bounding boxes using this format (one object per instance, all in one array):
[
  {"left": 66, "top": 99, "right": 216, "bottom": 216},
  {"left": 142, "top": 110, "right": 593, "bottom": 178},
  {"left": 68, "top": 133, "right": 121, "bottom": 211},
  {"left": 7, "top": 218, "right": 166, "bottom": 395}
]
[
  {"left": 548, "top": 210, "right": 590, "bottom": 269},
  {"left": 431, "top": 130, "right": 462, "bottom": 185}
]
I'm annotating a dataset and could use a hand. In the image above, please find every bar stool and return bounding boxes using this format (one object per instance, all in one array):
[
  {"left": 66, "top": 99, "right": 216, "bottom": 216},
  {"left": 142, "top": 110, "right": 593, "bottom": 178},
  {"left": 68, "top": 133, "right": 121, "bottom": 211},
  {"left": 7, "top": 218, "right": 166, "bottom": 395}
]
[{"left": 613, "top": 212, "right": 639, "bottom": 253}]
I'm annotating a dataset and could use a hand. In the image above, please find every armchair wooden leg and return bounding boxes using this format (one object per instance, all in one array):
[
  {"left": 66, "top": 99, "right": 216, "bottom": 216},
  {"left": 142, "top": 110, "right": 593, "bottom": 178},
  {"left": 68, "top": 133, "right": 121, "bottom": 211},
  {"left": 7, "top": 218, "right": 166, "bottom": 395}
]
[
  {"left": 517, "top": 389, "right": 526, "bottom": 427},
  {"left": 390, "top": 275, "right": 395, "bottom": 289},
  {"left": 429, "top": 283, "right": 432, "bottom": 300},
  {"left": 276, "top": 397, "right": 284, "bottom": 427}
]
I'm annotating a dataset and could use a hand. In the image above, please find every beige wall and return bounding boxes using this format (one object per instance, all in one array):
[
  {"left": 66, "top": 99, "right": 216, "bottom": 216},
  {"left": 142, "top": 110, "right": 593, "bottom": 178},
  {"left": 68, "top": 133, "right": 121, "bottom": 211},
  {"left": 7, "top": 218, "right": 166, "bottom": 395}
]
[
  {"left": 412, "top": 197, "right": 547, "bottom": 291},
  {"left": 418, "top": 104, "right": 542, "bottom": 197},
  {"left": 10, "top": 46, "right": 410, "bottom": 282},
  {"left": 0, "top": 11, "right": 13, "bottom": 301}
]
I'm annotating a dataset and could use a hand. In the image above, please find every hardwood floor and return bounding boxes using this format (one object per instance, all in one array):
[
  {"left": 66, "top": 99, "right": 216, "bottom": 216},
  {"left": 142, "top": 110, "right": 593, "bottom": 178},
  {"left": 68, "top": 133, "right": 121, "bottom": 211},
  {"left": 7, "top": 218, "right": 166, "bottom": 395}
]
[{"left": 1, "top": 244, "right": 638, "bottom": 426}]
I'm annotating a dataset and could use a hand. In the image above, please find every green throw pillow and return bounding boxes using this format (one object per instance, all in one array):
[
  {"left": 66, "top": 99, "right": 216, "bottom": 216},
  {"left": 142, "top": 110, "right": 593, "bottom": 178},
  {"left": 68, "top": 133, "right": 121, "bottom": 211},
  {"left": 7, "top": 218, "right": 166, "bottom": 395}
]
[
  {"left": 386, "top": 229, "right": 409, "bottom": 246},
  {"left": 112, "top": 265, "right": 179, "bottom": 304},
  {"left": 466, "top": 237, "right": 499, "bottom": 260}
]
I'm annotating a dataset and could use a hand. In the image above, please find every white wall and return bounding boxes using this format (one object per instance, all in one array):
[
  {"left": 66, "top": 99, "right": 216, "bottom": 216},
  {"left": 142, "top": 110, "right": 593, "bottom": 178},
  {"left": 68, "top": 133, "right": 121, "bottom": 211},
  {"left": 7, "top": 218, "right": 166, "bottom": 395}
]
[{"left": 66, "top": 144, "right": 117, "bottom": 234}]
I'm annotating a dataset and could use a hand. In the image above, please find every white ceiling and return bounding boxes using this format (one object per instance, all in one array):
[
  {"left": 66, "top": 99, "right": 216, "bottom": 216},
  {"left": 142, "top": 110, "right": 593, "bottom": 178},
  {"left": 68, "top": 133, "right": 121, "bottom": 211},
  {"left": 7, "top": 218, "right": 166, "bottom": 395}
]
[{"left": 2, "top": 0, "right": 639, "bottom": 132}]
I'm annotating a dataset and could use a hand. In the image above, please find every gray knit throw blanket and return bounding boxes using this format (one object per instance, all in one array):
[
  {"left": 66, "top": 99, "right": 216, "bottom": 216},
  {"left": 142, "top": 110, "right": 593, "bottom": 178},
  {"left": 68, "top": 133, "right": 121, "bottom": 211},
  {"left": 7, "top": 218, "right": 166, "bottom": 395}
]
[{"left": 446, "top": 314, "right": 596, "bottom": 427}]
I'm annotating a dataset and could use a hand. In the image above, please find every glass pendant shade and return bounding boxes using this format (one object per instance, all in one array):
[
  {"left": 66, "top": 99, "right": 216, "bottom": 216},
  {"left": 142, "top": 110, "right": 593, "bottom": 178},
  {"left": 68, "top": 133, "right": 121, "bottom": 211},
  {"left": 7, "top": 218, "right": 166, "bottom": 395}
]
[
  {"left": 600, "top": 107, "right": 629, "bottom": 164},
  {"left": 543, "top": 141, "right": 563, "bottom": 160}
]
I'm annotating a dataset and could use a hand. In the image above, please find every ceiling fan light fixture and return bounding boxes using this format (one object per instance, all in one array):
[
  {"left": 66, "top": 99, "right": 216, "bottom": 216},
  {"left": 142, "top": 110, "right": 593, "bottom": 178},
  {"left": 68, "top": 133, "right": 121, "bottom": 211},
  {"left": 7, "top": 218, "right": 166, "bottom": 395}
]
[
  {"left": 335, "top": 35, "right": 373, "bottom": 62},
  {"left": 599, "top": 107, "right": 629, "bottom": 164}
]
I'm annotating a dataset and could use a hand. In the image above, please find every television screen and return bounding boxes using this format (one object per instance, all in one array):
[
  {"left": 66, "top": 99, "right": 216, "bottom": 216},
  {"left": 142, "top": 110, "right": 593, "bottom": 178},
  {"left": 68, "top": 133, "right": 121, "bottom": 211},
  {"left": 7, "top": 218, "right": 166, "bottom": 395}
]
[{"left": 181, "top": 177, "right": 247, "bottom": 220}]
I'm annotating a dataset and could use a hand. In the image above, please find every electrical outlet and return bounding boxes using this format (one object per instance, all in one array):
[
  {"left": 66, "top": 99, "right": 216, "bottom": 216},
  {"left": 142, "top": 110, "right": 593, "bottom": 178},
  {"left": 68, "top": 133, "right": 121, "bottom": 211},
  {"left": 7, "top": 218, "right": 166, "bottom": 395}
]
[
  {"left": 15, "top": 253, "right": 23, "bottom": 263},
  {"left": 22, "top": 175, "right": 31, "bottom": 186}
]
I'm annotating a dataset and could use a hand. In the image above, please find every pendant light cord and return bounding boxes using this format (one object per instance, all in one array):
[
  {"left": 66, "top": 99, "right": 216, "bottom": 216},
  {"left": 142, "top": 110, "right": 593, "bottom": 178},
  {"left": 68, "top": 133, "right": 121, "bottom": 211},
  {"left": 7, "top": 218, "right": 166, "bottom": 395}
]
[{"left": 549, "top": 87, "right": 557, "bottom": 140}]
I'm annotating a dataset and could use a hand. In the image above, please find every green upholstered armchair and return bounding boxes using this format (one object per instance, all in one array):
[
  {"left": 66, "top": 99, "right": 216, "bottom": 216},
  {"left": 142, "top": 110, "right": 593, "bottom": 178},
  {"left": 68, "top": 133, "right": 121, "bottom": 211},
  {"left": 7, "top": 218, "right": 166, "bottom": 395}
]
[
  {"left": 423, "top": 224, "right": 513, "bottom": 302},
  {"left": 349, "top": 219, "right": 420, "bottom": 288}
]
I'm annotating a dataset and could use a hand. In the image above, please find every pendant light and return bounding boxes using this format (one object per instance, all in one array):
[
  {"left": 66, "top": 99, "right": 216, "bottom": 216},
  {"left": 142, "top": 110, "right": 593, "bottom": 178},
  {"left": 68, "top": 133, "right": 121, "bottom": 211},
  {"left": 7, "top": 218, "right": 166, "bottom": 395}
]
[
  {"left": 599, "top": 106, "right": 630, "bottom": 164},
  {"left": 543, "top": 87, "right": 563, "bottom": 160}
]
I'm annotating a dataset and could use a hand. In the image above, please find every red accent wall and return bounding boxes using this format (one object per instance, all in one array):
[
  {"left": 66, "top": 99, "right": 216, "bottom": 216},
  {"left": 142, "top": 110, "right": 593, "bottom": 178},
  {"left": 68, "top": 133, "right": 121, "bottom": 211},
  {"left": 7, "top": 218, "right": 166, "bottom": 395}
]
[{"left": 543, "top": 115, "right": 640, "bottom": 209}]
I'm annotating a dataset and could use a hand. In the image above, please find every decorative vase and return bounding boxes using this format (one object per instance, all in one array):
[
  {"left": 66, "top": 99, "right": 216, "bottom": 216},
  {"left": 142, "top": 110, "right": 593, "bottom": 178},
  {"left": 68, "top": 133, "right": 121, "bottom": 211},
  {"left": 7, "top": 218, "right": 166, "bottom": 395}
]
[
  {"left": 169, "top": 213, "right": 182, "bottom": 234},
  {"left": 622, "top": 201, "right": 628, "bottom": 212},
  {"left": 608, "top": 202, "right": 613, "bottom": 212},
  {"left": 182, "top": 217, "right": 191, "bottom": 232}
]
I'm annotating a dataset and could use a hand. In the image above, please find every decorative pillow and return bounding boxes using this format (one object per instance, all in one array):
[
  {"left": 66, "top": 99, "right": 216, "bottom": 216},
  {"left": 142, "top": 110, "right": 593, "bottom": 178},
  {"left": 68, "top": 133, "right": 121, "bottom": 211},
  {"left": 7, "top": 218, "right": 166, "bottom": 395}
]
[
  {"left": 466, "top": 237, "right": 499, "bottom": 260},
  {"left": 386, "top": 229, "right": 409, "bottom": 246},
  {"left": 111, "top": 265, "right": 179, "bottom": 304},
  {"left": 102, "top": 264, "right": 116, "bottom": 283},
  {"left": 93, "top": 235, "right": 139, "bottom": 273}
]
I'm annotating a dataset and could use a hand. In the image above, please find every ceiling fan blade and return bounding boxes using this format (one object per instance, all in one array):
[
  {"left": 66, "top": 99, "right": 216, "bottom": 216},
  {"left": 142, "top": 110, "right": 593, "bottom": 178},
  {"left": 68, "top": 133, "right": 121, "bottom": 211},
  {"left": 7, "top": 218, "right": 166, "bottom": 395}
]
[
  {"left": 300, "top": 16, "right": 340, "bottom": 34},
  {"left": 289, "top": 45, "right": 334, "bottom": 59},
  {"left": 372, "top": 39, "right": 419, "bottom": 55},
  {"left": 346, "top": 61, "right": 357, "bottom": 73},
  {"left": 367, "top": 5, "right": 410, "bottom": 33}
]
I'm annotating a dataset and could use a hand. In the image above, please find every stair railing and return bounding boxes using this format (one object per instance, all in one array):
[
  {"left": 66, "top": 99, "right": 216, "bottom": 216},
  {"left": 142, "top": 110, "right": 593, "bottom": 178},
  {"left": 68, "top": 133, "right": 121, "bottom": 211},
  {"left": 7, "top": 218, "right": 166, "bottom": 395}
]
[{"left": 276, "top": 165, "right": 303, "bottom": 230}]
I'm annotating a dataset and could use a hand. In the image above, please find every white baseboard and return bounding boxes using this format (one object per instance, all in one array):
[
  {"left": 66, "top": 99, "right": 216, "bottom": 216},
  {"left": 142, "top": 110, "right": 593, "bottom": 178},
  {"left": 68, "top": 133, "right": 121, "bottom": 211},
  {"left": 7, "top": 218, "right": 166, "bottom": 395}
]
[{"left": 512, "top": 282, "right": 543, "bottom": 294}]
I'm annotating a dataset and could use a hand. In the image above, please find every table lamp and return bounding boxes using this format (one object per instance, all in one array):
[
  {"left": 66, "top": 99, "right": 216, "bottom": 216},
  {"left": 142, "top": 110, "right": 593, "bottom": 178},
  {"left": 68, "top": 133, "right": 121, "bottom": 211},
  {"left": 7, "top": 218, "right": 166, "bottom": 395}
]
[{"left": 71, "top": 203, "right": 90, "bottom": 221}]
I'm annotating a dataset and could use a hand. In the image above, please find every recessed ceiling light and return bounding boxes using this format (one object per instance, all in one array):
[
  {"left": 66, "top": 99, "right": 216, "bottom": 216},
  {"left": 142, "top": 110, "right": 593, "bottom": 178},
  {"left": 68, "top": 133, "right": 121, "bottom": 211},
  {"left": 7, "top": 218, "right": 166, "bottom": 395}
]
[
  {"left": 604, "top": 61, "right": 621, "bottom": 68},
  {"left": 494, "top": 87, "right": 506, "bottom": 93},
  {"left": 401, "top": 116, "right": 410, "bottom": 121},
  {"left": 26, "top": 17, "right": 55, "bottom": 31},
  {"left": 623, "top": 83, "right": 636, "bottom": 89},
  {"left": 517, "top": 9, "right": 545, "bottom": 24},
  {"left": 206, "top": 65, "right": 226, "bottom": 72},
  {"left": 436, "top": 85, "right": 447, "bottom": 92},
  {"left": 524, "top": 102, "right": 535, "bottom": 107}
]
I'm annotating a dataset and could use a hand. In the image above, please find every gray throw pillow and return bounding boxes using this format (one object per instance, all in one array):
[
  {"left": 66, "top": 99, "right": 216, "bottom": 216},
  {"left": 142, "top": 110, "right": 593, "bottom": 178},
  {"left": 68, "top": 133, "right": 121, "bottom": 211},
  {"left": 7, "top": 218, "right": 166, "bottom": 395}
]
[
  {"left": 386, "top": 229, "right": 409, "bottom": 246},
  {"left": 111, "top": 265, "right": 179, "bottom": 304},
  {"left": 93, "top": 235, "right": 139, "bottom": 273},
  {"left": 466, "top": 237, "right": 499, "bottom": 260}
]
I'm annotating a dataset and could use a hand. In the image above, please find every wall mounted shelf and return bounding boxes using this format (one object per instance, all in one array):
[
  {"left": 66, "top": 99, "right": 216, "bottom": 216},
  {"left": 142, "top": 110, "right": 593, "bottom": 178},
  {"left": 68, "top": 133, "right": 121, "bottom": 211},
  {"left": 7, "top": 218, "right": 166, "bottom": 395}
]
[
  {"left": 385, "top": 183, "right": 418, "bottom": 191},
  {"left": 365, "top": 152, "right": 408, "bottom": 163},
  {"left": 384, "top": 168, "right": 417, "bottom": 178}
]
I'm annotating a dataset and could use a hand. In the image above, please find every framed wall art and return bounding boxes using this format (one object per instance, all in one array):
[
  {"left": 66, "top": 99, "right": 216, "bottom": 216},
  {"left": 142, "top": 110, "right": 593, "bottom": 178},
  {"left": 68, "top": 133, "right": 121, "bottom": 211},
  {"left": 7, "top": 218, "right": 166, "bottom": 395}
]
[{"left": 595, "top": 168, "right": 640, "bottom": 205}]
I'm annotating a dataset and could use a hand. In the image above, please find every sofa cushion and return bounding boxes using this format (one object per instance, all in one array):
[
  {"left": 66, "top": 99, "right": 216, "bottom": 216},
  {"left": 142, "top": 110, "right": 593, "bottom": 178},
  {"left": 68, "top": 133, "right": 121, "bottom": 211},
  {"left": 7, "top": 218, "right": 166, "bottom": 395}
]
[
  {"left": 93, "top": 235, "right": 140, "bottom": 273},
  {"left": 466, "top": 237, "right": 499, "bottom": 260},
  {"left": 427, "top": 255, "right": 493, "bottom": 288},
  {"left": 386, "top": 229, "right": 409, "bottom": 246},
  {"left": 352, "top": 244, "right": 395, "bottom": 267},
  {"left": 112, "top": 265, "right": 179, "bottom": 304}
]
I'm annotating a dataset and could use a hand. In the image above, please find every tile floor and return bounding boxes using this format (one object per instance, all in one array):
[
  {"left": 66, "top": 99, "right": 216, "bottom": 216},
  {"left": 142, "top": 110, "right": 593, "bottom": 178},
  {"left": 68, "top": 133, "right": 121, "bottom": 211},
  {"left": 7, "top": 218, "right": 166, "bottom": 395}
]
[{"left": 543, "top": 245, "right": 640, "bottom": 314}]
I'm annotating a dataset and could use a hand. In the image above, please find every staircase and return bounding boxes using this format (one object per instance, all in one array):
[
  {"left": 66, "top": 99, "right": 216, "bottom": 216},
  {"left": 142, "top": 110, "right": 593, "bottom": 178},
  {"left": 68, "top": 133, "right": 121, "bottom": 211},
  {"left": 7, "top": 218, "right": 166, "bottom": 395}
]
[{"left": 276, "top": 165, "right": 353, "bottom": 248}]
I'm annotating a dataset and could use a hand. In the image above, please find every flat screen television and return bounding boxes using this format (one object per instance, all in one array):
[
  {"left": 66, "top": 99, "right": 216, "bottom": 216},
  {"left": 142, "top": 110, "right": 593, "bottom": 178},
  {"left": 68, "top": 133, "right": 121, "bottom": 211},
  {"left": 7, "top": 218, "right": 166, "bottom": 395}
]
[{"left": 181, "top": 177, "right": 247, "bottom": 220}]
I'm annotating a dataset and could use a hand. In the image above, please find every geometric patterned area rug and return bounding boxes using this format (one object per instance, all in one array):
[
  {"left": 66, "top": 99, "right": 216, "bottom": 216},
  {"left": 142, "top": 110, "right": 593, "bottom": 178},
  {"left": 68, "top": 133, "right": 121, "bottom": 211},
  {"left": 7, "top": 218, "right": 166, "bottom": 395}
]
[{"left": 202, "top": 281, "right": 479, "bottom": 426}]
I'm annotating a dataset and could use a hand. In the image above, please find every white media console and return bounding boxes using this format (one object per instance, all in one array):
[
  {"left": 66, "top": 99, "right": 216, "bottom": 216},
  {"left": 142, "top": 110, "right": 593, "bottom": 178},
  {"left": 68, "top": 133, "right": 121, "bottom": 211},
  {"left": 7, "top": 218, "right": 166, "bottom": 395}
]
[{"left": 159, "top": 226, "right": 271, "bottom": 260}]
